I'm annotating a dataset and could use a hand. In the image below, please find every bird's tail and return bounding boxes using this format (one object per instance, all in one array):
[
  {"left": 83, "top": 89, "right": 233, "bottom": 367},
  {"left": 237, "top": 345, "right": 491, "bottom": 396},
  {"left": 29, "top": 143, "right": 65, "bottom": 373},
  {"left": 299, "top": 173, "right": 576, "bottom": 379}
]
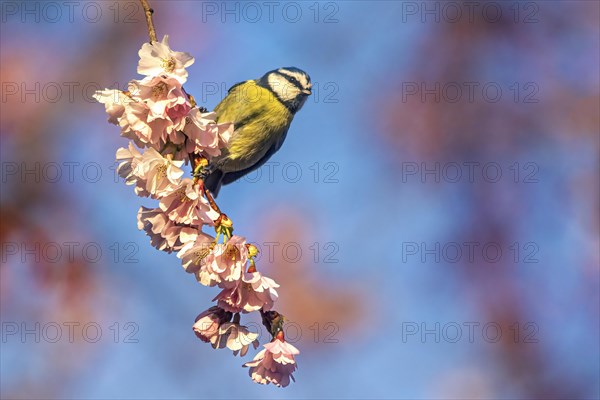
[{"left": 204, "top": 169, "right": 224, "bottom": 198}]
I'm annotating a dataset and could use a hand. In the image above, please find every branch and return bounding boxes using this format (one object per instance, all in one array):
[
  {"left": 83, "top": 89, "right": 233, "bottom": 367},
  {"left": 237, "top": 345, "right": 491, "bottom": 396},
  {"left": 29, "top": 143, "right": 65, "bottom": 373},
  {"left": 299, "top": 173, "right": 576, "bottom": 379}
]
[
  {"left": 139, "top": 0, "right": 158, "bottom": 43},
  {"left": 190, "top": 153, "right": 227, "bottom": 226},
  {"left": 204, "top": 186, "right": 222, "bottom": 215}
]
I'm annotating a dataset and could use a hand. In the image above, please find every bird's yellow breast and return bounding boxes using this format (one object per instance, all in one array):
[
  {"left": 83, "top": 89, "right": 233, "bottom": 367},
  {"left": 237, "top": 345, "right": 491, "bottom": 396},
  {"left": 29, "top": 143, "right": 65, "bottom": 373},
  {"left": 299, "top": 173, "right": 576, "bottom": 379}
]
[{"left": 213, "top": 80, "right": 293, "bottom": 172}]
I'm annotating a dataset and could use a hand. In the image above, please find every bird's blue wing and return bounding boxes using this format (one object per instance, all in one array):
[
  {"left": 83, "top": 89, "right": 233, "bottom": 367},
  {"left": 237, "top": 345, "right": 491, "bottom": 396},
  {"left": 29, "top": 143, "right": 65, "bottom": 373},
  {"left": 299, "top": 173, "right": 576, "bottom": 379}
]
[{"left": 221, "top": 127, "right": 289, "bottom": 185}]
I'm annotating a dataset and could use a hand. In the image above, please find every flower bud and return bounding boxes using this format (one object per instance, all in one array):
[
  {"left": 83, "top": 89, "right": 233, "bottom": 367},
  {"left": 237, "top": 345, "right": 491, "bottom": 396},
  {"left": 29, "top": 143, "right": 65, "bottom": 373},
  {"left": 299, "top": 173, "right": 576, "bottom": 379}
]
[{"left": 246, "top": 244, "right": 259, "bottom": 258}]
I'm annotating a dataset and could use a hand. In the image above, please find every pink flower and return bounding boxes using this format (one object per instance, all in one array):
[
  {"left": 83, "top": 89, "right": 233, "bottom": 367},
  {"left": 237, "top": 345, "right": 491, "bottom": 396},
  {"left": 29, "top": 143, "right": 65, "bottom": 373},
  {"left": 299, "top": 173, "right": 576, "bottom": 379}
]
[
  {"left": 130, "top": 76, "right": 190, "bottom": 144},
  {"left": 115, "top": 142, "right": 149, "bottom": 196},
  {"left": 95, "top": 88, "right": 163, "bottom": 147},
  {"left": 205, "top": 235, "right": 248, "bottom": 285},
  {"left": 192, "top": 306, "right": 232, "bottom": 345},
  {"left": 111, "top": 86, "right": 187, "bottom": 149},
  {"left": 131, "top": 76, "right": 187, "bottom": 117},
  {"left": 159, "top": 178, "right": 219, "bottom": 225},
  {"left": 215, "top": 322, "right": 259, "bottom": 357},
  {"left": 244, "top": 335, "right": 299, "bottom": 387},
  {"left": 177, "top": 234, "right": 215, "bottom": 274},
  {"left": 116, "top": 145, "right": 186, "bottom": 198},
  {"left": 193, "top": 309, "right": 258, "bottom": 357},
  {"left": 118, "top": 99, "right": 170, "bottom": 148},
  {"left": 138, "top": 35, "right": 194, "bottom": 84},
  {"left": 183, "top": 109, "right": 233, "bottom": 158},
  {"left": 213, "top": 270, "right": 279, "bottom": 313},
  {"left": 93, "top": 89, "right": 130, "bottom": 125},
  {"left": 136, "top": 147, "right": 184, "bottom": 198},
  {"left": 137, "top": 207, "right": 204, "bottom": 253},
  {"left": 177, "top": 235, "right": 247, "bottom": 285}
]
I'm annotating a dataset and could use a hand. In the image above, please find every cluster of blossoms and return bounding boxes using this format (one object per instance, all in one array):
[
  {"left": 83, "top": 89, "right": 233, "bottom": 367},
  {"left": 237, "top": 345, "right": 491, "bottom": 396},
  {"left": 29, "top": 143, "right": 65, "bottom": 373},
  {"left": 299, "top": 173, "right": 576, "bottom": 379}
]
[{"left": 95, "top": 35, "right": 299, "bottom": 387}]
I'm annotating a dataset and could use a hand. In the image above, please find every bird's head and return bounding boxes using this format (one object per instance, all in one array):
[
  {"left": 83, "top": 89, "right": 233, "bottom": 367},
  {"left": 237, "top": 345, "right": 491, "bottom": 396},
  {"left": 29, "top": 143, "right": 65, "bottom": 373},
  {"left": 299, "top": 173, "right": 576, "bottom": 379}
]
[{"left": 260, "top": 67, "right": 312, "bottom": 113}]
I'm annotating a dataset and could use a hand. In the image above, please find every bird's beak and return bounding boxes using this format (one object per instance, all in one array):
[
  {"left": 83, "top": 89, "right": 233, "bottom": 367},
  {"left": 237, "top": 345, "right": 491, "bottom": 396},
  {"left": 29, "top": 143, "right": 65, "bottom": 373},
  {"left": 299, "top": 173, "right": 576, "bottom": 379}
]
[{"left": 302, "top": 88, "right": 312, "bottom": 95}]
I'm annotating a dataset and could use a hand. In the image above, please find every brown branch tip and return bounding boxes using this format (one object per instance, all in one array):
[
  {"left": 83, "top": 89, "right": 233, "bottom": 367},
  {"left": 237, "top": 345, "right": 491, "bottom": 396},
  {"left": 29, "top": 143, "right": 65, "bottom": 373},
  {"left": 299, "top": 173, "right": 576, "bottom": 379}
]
[{"left": 139, "top": 0, "right": 158, "bottom": 43}]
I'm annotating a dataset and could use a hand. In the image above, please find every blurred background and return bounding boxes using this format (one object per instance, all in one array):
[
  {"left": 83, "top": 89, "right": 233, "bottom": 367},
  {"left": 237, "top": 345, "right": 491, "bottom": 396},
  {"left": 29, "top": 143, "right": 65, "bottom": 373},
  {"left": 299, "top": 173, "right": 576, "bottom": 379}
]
[{"left": 1, "top": 0, "right": 598, "bottom": 398}]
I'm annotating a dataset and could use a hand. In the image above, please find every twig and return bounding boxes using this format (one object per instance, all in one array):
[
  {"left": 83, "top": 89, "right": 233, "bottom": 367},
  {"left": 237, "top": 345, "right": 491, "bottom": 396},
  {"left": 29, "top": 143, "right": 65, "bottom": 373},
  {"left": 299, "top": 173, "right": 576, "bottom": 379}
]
[
  {"left": 204, "top": 187, "right": 222, "bottom": 215},
  {"left": 191, "top": 153, "right": 223, "bottom": 216},
  {"left": 139, "top": 0, "right": 158, "bottom": 43}
]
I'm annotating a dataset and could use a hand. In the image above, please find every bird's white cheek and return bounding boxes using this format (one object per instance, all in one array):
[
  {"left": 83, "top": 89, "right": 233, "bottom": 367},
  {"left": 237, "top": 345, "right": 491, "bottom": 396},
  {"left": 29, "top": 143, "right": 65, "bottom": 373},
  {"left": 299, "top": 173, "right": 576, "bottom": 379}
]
[
  {"left": 267, "top": 74, "right": 299, "bottom": 101},
  {"left": 274, "top": 85, "right": 297, "bottom": 101},
  {"left": 281, "top": 87, "right": 301, "bottom": 101}
]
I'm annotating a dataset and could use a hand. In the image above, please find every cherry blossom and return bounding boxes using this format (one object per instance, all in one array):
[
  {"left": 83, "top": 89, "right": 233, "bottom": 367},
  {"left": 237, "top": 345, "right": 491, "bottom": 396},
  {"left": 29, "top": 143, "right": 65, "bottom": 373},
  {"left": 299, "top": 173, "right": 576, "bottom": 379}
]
[
  {"left": 214, "top": 270, "right": 279, "bottom": 313},
  {"left": 96, "top": 35, "right": 300, "bottom": 387},
  {"left": 184, "top": 109, "right": 233, "bottom": 157},
  {"left": 137, "top": 207, "right": 205, "bottom": 253},
  {"left": 136, "top": 147, "right": 184, "bottom": 197},
  {"left": 118, "top": 99, "right": 170, "bottom": 148},
  {"left": 193, "top": 306, "right": 232, "bottom": 345},
  {"left": 130, "top": 76, "right": 190, "bottom": 144},
  {"left": 116, "top": 142, "right": 148, "bottom": 196},
  {"left": 93, "top": 89, "right": 130, "bottom": 125},
  {"left": 178, "top": 234, "right": 247, "bottom": 286},
  {"left": 216, "top": 322, "right": 259, "bottom": 357},
  {"left": 177, "top": 235, "right": 215, "bottom": 275},
  {"left": 244, "top": 334, "right": 299, "bottom": 387},
  {"left": 159, "top": 178, "right": 219, "bottom": 225},
  {"left": 138, "top": 35, "right": 194, "bottom": 83}
]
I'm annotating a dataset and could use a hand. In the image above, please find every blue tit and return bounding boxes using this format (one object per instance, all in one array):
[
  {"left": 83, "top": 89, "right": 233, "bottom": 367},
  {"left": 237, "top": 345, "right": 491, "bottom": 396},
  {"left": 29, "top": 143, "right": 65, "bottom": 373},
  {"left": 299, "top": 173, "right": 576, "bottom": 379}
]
[{"left": 204, "top": 67, "right": 312, "bottom": 196}]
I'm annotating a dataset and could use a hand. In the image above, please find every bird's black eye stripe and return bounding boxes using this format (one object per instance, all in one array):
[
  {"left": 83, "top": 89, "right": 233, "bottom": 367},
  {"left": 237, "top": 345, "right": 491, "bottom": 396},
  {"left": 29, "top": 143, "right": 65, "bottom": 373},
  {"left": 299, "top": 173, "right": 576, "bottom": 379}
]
[{"left": 276, "top": 71, "right": 304, "bottom": 90}]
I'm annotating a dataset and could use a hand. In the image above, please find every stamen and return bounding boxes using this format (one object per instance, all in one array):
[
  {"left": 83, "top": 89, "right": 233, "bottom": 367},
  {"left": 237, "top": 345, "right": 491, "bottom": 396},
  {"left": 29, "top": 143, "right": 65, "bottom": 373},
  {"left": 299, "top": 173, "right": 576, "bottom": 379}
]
[
  {"left": 194, "top": 248, "right": 210, "bottom": 264},
  {"left": 151, "top": 82, "right": 168, "bottom": 99},
  {"left": 161, "top": 57, "right": 176, "bottom": 73},
  {"left": 156, "top": 164, "right": 167, "bottom": 178}
]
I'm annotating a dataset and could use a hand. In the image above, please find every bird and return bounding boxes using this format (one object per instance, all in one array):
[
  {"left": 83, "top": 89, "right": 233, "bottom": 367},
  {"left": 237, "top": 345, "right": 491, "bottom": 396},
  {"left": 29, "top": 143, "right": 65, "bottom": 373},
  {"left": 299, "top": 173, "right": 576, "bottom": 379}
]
[{"left": 203, "top": 67, "right": 312, "bottom": 197}]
